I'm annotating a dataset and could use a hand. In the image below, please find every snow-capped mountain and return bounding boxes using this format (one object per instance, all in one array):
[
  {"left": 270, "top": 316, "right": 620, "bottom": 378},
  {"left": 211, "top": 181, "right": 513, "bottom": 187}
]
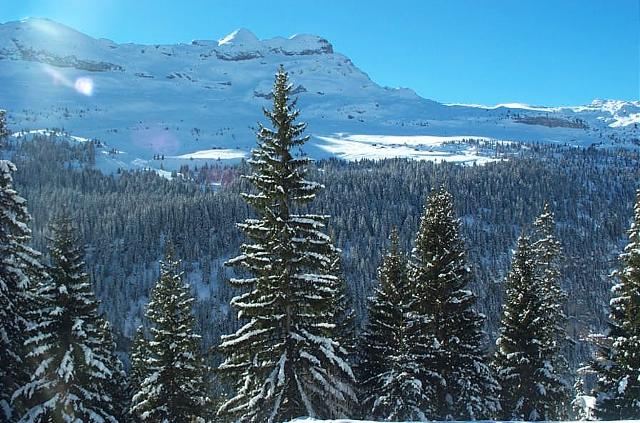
[{"left": 1, "top": 18, "right": 638, "bottom": 172}]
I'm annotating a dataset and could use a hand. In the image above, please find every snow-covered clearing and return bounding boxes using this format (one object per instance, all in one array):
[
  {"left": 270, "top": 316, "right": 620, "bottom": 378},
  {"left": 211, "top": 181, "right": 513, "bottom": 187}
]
[
  {"left": 170, "top": 148, "right": 248, "bottom": 160},
  {"left": 315, "top": 134, "right": 506, "bottom": 164}
]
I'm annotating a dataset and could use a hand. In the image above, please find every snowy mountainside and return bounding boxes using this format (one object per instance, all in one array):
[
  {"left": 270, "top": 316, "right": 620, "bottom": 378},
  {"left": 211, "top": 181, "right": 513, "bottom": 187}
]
[{"left": 1, "top": 17, "right": 638, "bottom": 174}]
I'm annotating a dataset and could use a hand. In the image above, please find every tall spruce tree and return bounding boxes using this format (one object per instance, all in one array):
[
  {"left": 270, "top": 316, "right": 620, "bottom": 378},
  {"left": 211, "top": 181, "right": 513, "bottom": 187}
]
[
  {"left": 326, "top": 246, "right": 355, "bottom": 355},
  {"left": 128, "top": 325, "right": 150, "bottom": 419},
  {"left": 325, "top": 245, "right": 358, "bottom": 417},
  {"left": 0, "top": 157, "right": 45, "bottom": 421},
  {"left": 407, "top": 188, "right": 499, "bottom": 420},
  {"left": 589, "top": 189, "right": 640, "bottom": 419},
  {"left": 0, "top": 109, "right": 8, "bottom": 147},
  {"left": 531, "top": 203, "right": 571, "bottom": 418},
  {"left": 14, "top": 214, "right": 115, "bottom": 422},
  {"left": 130, "top": 247, "right": 209, "bottom": 422},
  {"left": 359, "top": 229, "right": 425, "bottom": 421},
  {"left": 217, "top": 66, "right": 356, "bottom": 422},
  {"left": 98, "top": 319, "right": 130, "bottom": 422},
  {"left": 493, "top": 233, "right": 567, "bottom": 420}
]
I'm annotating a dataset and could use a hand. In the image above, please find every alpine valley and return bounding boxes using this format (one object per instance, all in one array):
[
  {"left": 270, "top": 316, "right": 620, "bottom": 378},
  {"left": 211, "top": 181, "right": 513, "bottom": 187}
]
[{"left": 1, "top": 16, "right": 640, "bottom": 422}]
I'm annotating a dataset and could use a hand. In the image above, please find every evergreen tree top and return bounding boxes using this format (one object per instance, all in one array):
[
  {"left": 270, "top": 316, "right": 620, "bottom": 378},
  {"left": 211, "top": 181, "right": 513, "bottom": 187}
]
[
  {"left": 47, "top": 212, "right": 89, "bottom": 283},
  {"left": 412, "top": 187, "right": 464, "bottom": 264}
]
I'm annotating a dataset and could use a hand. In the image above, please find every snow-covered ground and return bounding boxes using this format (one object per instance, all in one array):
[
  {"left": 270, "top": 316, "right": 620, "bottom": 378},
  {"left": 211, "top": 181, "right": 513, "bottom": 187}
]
[
  {"left": 1, "top": 18, "right": 638, "bottom": 174},
  {"left": 315, "top": 134, "right": 507, "bottom": 163},
  {"left": 288, "top": 420, "right": 639, "bottom": 423}
]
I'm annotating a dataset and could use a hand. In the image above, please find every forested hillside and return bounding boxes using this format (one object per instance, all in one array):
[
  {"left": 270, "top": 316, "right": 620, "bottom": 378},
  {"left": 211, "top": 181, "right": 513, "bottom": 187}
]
[{"left": 7, "top": 135, "right": 639, "bottom": 371}]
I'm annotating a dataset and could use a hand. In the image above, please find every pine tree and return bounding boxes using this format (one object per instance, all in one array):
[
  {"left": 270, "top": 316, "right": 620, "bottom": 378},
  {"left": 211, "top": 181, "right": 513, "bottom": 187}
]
[
  {"left": 325, "top": 245, "right": 358, "bottom": 417},
  {"left": 359, "top": 229, "right": 426, "bottom": 421},
  {"left": 589, "top": 189, "right": 640, "bottom": 419},
  {"left": 0, "top": 158, "right": 45, "bottom": 421},
  {"left": 130, "top": 247, "right": 209, "bottom": 422},
  {"left": 14, "top": 214, "right": 115, "bottom": 422},
  {"left": 493, "top": 233, "right": 566, "bottom": 420},
  {"left": 98, "top": 319, "right": 130, "bottom": 422},
  {"left": 129, "top": 325, "right": 150, "bottom": 417},
  {"left": 217, "top": 66, "right": 356, "bottom": 422},
  {"left": 0, "top": 109, "right": 8, "bottom": 146},
  {"left": 531, "top": 203, "right": 571, "bottom": 418},
  {"left": 326, "top": 247, "right": 355, "bottom": 352},
  {"left": 407, "top": 188, "right": 500, "bottom": 420}
]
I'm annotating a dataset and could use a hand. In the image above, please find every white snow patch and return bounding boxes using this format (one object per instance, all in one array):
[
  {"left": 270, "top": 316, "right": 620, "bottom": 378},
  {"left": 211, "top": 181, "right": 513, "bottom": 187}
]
[
  {"left": 289, "top": 419, "right": 636, "bottom": 423},
  {"left": 171, "top": 149, "right": 248, "bottom": 160},
  {"left": 315, "top": 134, "right": 507, "bottom": 164},
  {"left": 11, "top": 129, "right": 91, "bottom": 143},
  {"left": 447, "top": 102, "right": 560, "bottom": 112}
]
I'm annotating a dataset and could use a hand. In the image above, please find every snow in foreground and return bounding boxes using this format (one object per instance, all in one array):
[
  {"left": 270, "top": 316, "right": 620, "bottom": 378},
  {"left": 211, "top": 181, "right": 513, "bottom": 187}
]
[{"left": 288, "top": 420, "right": 640, "bottom": 423}]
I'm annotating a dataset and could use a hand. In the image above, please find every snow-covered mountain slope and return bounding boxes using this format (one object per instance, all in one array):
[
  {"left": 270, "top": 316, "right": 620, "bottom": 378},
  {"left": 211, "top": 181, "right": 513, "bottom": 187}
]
[{"left": 1, "top": 18, "right": 638, "bottom": 173}]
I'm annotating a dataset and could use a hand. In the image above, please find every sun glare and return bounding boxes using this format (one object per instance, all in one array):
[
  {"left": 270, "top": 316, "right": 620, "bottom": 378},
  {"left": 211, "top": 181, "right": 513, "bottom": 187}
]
[
  {"left": 74, "top": 77, "right": 94, "bottom": 96},
  {"left": 43, "top": 65, "right": 94, "bottom": 96}
]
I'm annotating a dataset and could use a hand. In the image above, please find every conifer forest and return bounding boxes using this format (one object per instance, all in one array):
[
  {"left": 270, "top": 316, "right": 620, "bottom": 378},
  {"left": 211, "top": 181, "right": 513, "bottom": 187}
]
[{"left": 1, "top": 65, "right": 639, "bottom": 422}]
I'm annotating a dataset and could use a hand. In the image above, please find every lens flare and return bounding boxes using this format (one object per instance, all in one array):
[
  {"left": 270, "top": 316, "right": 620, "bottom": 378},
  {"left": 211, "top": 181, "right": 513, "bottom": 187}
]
[
  {"left": 42, "top": 65, "right": 94, "bottom": 96},
  {"left": 74, "top": 77, "right": 94, "bottom": 96}
]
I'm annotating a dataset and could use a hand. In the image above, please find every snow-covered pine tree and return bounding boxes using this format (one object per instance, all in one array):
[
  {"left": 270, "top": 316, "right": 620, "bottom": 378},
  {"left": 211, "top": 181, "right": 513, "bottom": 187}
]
[
  {"left": 0, "top": 158, "right": 45, "bottom": 421},
  {"left": 359, "top": 229, "right": 426, "bottom": 421},
  {"left": 493, "top": 233, "right": 566, "bottom": 420},
  {"left": 589, "top": 189, "right": 640, "bottom": 419},
  {"left": 325, "top": 245, "right": 359, "bottom": 417},
  {"left": 128, "top": 325, "right": 149, "bottom": 419},
  {"left": 408, "top": 188, "right": 500, "bottom": 420},
  {"left": 325, "top": 244, "right": 356, "bottom": 360},
  {"left": 98, "top": 319, "right": 130, "bottom": 422},
  {"left": 531, "top": 203, "right": 571, "bottom": 418},
  {"left": 217, "top": 66, "right": 356, "bottom": 422},
  {"left": 0, "top": 110, "right": 8, "bottom": 144},
  {"left": 130, "top": 247, "right": 209, "bottom": 422},
  {"left": 14, "top": 214, "right": 115, "bottom": 422}
]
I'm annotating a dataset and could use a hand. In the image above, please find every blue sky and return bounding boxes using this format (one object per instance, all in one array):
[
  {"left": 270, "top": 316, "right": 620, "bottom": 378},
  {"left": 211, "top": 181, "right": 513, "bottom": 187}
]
[{"left": 2, "top": 0, "right": 639, "bottom": 105}]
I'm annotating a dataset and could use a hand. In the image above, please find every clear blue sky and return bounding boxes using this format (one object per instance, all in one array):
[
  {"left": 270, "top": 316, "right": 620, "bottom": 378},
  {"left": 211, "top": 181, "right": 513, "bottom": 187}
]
[{"left": 2, "top": 0, "right": 639, "bottom": 105}]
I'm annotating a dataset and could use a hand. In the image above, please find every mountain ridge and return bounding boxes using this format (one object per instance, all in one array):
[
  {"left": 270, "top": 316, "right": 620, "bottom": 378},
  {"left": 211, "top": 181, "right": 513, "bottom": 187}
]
[{"left": 1, "top": 17, "right": 638, "bottom": 173}]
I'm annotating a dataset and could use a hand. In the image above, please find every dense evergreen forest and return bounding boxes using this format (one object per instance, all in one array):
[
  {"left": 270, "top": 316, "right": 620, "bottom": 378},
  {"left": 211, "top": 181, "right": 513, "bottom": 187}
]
[
  {"left": 2, "top": 66, "right": 640, "bottom": 420},
  {"left": 6, "top": 134, "right": 639, "bottom": 368}
]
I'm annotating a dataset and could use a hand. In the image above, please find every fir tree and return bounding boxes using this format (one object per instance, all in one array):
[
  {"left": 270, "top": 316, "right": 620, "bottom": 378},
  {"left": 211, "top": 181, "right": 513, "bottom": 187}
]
[
  {"left": 14, "top": 214, "right": 115, "bottom": 422},
  {"left": 128, "top": 325, "right": 150, "bottom": 417},
  {"left": 531, "top": 203, "right": 571, "bottom": 418},
  {"left": 359, "top": 229, "right": 425, "bottom": 421},
  {"left": 0, "top": 158, "right": 44, "bottom": 421},
  {"left": 325, "top": 245, "right": 358, "bottom": 417},
  {"left": 130, "top": 247, "right": 209, "bottom": 422},
  {"left": 408, "top": 188, "right": 500, "bottom": 420},
  {"left": 326, "top": 247, "right": 355, "bottom": 354},
  {"left": 217, "top": 66, "right": 356, "bottom": 422},
  {"left": 98, "top": 319, "right": 130, "bottom": 422},
  {"left": 589, "top": 189, "right": 640, "bottom": 419},
  {"left": 493, "top": 233, "right": 565, "bottom": 420},
  {"left": 0, "top": 110, "right": 8, "bottom": 145}
]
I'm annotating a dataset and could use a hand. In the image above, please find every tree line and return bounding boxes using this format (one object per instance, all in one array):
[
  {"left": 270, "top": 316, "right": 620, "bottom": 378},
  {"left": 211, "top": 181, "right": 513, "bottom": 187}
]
[{"left": 1, "top": 69, "right": 639, "bottom": 421}]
